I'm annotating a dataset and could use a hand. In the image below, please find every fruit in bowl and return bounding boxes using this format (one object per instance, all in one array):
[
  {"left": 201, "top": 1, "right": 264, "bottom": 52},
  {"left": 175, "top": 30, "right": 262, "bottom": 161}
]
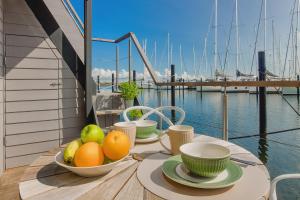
[
  {"left": 81, "top": 124, "right": 105, "bottom": 144},
  {"left": 56, "top": 124, "right": 131, "bottom": 177},
  {"left": 74, "top": 142, "right": 104, "bottom": 167},
  {"left": 103, "top": 130, "right": 131, "bottom": 160}
]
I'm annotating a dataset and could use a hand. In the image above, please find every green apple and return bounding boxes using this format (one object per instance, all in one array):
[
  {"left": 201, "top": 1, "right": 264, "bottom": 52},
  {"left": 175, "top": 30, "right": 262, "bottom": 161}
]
[{"left": 81, "top": 124, "right": 105, "bottom": 144}]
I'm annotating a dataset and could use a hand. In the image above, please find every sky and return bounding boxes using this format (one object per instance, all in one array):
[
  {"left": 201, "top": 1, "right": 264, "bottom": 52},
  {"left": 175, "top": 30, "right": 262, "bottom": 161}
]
[{"left": 70, "top": 0, "right": 295, "bottom": 80}]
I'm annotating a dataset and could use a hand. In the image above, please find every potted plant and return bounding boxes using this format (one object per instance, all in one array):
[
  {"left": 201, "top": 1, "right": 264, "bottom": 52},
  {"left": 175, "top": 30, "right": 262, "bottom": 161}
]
[
  {"left": 119, "top": 82, "right": 140, "bottom": 108},
  {"left": 128, "top": 109, "right": 143, "bottom": 121}
]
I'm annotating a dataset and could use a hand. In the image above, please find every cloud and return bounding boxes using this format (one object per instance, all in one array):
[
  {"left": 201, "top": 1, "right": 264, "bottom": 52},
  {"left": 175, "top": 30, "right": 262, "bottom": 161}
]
[{"left": 92, "top": 68, "right": 203, "bottom": 81}]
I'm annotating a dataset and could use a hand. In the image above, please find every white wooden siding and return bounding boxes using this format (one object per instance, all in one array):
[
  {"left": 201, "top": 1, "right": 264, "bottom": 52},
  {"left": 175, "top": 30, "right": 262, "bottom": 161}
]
[{"left": 2, "top": 0, "right": 85, "bottom": 169}]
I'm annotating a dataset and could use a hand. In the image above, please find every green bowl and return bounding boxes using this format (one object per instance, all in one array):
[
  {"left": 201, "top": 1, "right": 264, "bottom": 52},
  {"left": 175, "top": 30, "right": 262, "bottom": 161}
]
[
  {"left": 135, "top": 120, "right": 157, "bottom": 139},
  {"left": 180, "top": 143, "right": 230, "bottom": 177}
]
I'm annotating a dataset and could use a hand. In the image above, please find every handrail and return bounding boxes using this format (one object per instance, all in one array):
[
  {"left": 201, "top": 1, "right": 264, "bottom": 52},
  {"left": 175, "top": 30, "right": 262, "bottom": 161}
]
[
  {"left": 156, "top": 80, "right": 300, "bottom": 87},
  {"left": 93, "top": 32, "right": 159, "bottom": 84},
  {"left": 61, "top": 0, "right": 84, "bottom": 35}
]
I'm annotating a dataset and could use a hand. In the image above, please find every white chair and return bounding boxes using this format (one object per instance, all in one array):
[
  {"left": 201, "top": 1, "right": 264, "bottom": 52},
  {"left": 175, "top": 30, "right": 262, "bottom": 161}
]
[
  {"left": 270, "top": 174, "right": 300, "bottom": 200},
  {"left": 123, "top": 106, "right": 185, "bottom": 127}
]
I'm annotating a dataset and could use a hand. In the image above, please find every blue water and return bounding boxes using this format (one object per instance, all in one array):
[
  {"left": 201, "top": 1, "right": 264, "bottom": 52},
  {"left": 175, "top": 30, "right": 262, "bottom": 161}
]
[{"left": 139, "top": 89, "right": 300, "bottom": 200}]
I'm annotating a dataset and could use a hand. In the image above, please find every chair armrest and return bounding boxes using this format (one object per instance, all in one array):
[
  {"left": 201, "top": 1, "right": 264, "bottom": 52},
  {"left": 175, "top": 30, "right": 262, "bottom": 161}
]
[{"left": 270, "top": 174, "right": 300, "bottom": 200}]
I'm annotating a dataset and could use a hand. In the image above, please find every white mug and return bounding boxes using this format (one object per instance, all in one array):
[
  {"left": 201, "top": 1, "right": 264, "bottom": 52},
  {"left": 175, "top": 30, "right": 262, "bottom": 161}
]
[
  {"left": 113, "top": 122, "right": 136, "bottom": 148},
  {"left": 159, "top": 125, "right": 194, "bottom": 155}
]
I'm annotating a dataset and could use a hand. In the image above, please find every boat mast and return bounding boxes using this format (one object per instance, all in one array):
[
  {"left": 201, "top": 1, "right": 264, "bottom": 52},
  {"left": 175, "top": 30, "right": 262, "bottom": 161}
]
[
  {"left": 167, "top": 33, "right": 170, "bottom": 69},
  {"left": 295, "top": 0, "right": 299, "bottom": 77},
  {"left": 204, "top": 38, "right": 208, "bottom": 77},
  {"left": 193, "top": 44, "right": 196, "bottom": 79},
  {"left": 214, "top": 0, "right": 218, "bottom": 79},
  {"left": 180, "top": 44, "right": 183, "bottom": 79},
  {"left": 264, "top": 0, "right": 267, "bottom": 52},
  {"left": 235, "top": 0, "right": 239, "bottom": 78},
  {"left": 272, "top": 20, "right": 275, "bottom": 74}
]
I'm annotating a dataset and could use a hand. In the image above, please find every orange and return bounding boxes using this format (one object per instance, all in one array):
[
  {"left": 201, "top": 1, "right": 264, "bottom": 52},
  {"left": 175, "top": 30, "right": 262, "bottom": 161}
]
[
  {"left": 102, "top": 130, "right": 130, "bottom": 160},
  {"left": 74, "top": 142, "right": 104, "bottom": 167}
]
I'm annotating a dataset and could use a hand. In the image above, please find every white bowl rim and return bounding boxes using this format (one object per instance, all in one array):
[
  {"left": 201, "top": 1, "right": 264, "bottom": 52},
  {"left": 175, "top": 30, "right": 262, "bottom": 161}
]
[
  {"left": 55, "top": 151, "right": 129, "bottom": 169},
  {"left": 179, "top": 142, "right": 231, "bottom": 160},
  {"left": 114, "top": 121, "right": 136, "bottom": 128},
  {"left": 134, "top": 120, "right": 157, "bottom": 127}
]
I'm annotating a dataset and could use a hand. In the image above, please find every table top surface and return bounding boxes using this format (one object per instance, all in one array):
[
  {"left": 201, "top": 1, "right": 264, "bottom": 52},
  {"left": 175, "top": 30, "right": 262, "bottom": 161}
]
[{"left": 18, "top": 135, "right": 270, "bottom": 200}]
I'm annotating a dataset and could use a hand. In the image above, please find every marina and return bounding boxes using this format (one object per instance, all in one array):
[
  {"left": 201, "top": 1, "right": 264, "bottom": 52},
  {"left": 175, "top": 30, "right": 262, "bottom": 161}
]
[{"left": 0, "top": 0, "right": 300, "bottom": 200}]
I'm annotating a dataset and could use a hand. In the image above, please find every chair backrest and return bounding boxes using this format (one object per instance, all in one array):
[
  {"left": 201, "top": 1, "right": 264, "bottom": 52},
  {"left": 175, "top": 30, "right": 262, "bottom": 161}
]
[{"left": 123, "top": 106, "right": 185, "bottom": 127}]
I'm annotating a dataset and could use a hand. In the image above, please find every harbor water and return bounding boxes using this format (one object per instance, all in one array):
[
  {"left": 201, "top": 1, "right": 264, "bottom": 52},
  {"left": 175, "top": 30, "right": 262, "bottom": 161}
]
[{"left": 139, "top": 89, "right": 300, "bottom": 200}]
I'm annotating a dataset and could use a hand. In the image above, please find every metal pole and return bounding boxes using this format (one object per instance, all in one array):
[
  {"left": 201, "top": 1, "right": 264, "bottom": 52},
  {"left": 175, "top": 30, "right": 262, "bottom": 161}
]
[
  {"left": 223, "top": 82, "right": 228, "bottom": 141},
  {"left": 133, "top": 70, "right": 136, "bottom": 83},
  {"left": 112, "top": 73, "right": 115, "bottom": 92},
  {"left": 128, "top": 38, "right": 132, "bottom": 82},
  {"left": 171, "top": 65, "right": 176, "bottom": 121},
  {"left": 157, "top": 88, "right": 163, "bottom": 129},
  {"left": 297, "top": 75, "right": 299, "bottom": 100},
  {"left": 116, "top": 45, "right": 119, "bottom": 91},
  {"left": 97, "top": 75, "right": 100, "bottom": 93},
  {"left": 258, "top": 51, "right": 267, "bottom": 137},
  {"left": 84, "top": 0, "right": 93, "bottom": 118}
]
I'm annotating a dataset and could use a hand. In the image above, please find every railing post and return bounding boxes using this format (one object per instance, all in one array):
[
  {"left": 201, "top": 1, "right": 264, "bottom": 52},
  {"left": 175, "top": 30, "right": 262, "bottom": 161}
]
[
  {"left": 258, "top": 51, "right": 267, "bottom": 137},
  {"left": 223, "top": 78, "right": 228, "bottom": 141},
  {"left": 171, "top": 65, "right": 176, "bottom": 122},
  {"left": 116, "top": 45, "right": 119, "bottom": 91},
  {"left": 112, "top": 73, "right": 115, "bottom": 92},
  {"left": 97, "top": 75, "right": 100, "bottom": 93},
  {"left": 297, "top": 75, "right": 299, "bottom": 101},
  {"left": 128, "top": 38, "right": 132, "bottom": 82},
  {"left": 157, "top": 87, "right": 163, "bottom": 129}
]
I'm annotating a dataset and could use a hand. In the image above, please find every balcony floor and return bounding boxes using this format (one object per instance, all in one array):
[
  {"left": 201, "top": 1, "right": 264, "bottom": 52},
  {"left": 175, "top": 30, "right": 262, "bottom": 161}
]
[{"left": 0, "top": 166, "right": 26, "bottom": 200}]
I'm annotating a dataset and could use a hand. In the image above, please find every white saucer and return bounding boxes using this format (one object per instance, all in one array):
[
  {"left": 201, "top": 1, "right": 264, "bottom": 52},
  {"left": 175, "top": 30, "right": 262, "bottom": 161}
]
[
  {"left": 175, "top": 163, "right": 229, "bottom": 183},
  {"left": 135, "top": 133, "right": 159, "bottom": 143}
]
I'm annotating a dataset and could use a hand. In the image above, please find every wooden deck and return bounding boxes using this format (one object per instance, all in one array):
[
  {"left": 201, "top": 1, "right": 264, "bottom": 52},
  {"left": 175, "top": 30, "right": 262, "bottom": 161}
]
[{"left": 0, "top": 166, "right": 26, "bottom": 200}]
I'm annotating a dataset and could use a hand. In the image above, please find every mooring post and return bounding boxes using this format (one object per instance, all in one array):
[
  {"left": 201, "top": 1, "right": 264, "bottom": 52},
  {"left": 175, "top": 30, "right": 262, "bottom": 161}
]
[
  {"left": 200, "top": 78, "right": 203, "bottom": 93},
  {"left": 148, "top": 80, "right": 150, "bottom": 90},
  {"left": 133, "top": 70, "right": 136, "bottom": 83},
  {"left": 171, "top": 64, "right": 176, "bottom": 121},
  {"left": 97, "top": 75, "right": 100, "bottom": 93},
  {"left": 258, "top": 51, "right": 267, "bottom": 137},
  {"left": 256, "top": 77, "right": 259, "bottom": 97},
  {"left": 223, "top": 78, "right": 228, "bottom": 141},
  {"left": 182, "top": 79, "right": 185, "bottom": 99},
  {"left": 112, "top": 73, "right": 115, "bottom": 92}
]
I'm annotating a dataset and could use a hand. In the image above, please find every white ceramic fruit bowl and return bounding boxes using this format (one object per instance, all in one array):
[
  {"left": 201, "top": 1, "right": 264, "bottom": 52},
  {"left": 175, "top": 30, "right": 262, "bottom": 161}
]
[{"left": 55, "top": 151, "right": 129, "bottom": 177}]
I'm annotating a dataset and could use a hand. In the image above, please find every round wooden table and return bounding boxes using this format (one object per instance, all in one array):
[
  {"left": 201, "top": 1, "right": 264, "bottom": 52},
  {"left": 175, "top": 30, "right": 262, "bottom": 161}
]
[{"left": 18, "top": 135, "right": 270, "bottom": 200}]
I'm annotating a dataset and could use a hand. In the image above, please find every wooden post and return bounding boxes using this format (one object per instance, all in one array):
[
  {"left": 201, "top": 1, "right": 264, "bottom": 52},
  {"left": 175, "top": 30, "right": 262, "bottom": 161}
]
[
  {"left": 258, "top": 51, "right": 267, "bottom": 137},
  {"left": 200, "top": 78, "right": 203, "bottom": 93},
  {"left": 182, "top": 79, "right": 185, "bottom": 99},
  {"left": 97, "top": 75, "right": 100, "bottom": 93},
  {"left": 112, "top": 73, "right": 115, "bottom": 92},
  {"left": 116, "top": 46, "right": 119, "bottom": 91},
  {"left": 171, "top": 65, "right": 176, "bottom": 121},
  {"left": 148, "top": 80, "right": 150, "bottom": 90},
  {"left": 128, "top": 38, "right": 132, "bottom": 82},
  {"left": 256, "top": 77, "right": 259, "bottom": 96},
  {"left": 133, "top": 70, "right": 136, "bottom": 83}
]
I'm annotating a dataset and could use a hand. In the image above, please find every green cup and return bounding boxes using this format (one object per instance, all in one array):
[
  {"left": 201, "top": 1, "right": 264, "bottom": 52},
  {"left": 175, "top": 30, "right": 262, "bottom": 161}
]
[
  {"left": 180, "top": 143, "right": 230, "bottom": 177},
  {"left": 135, "top": 120, "right": 157, "bottom": 139}
]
